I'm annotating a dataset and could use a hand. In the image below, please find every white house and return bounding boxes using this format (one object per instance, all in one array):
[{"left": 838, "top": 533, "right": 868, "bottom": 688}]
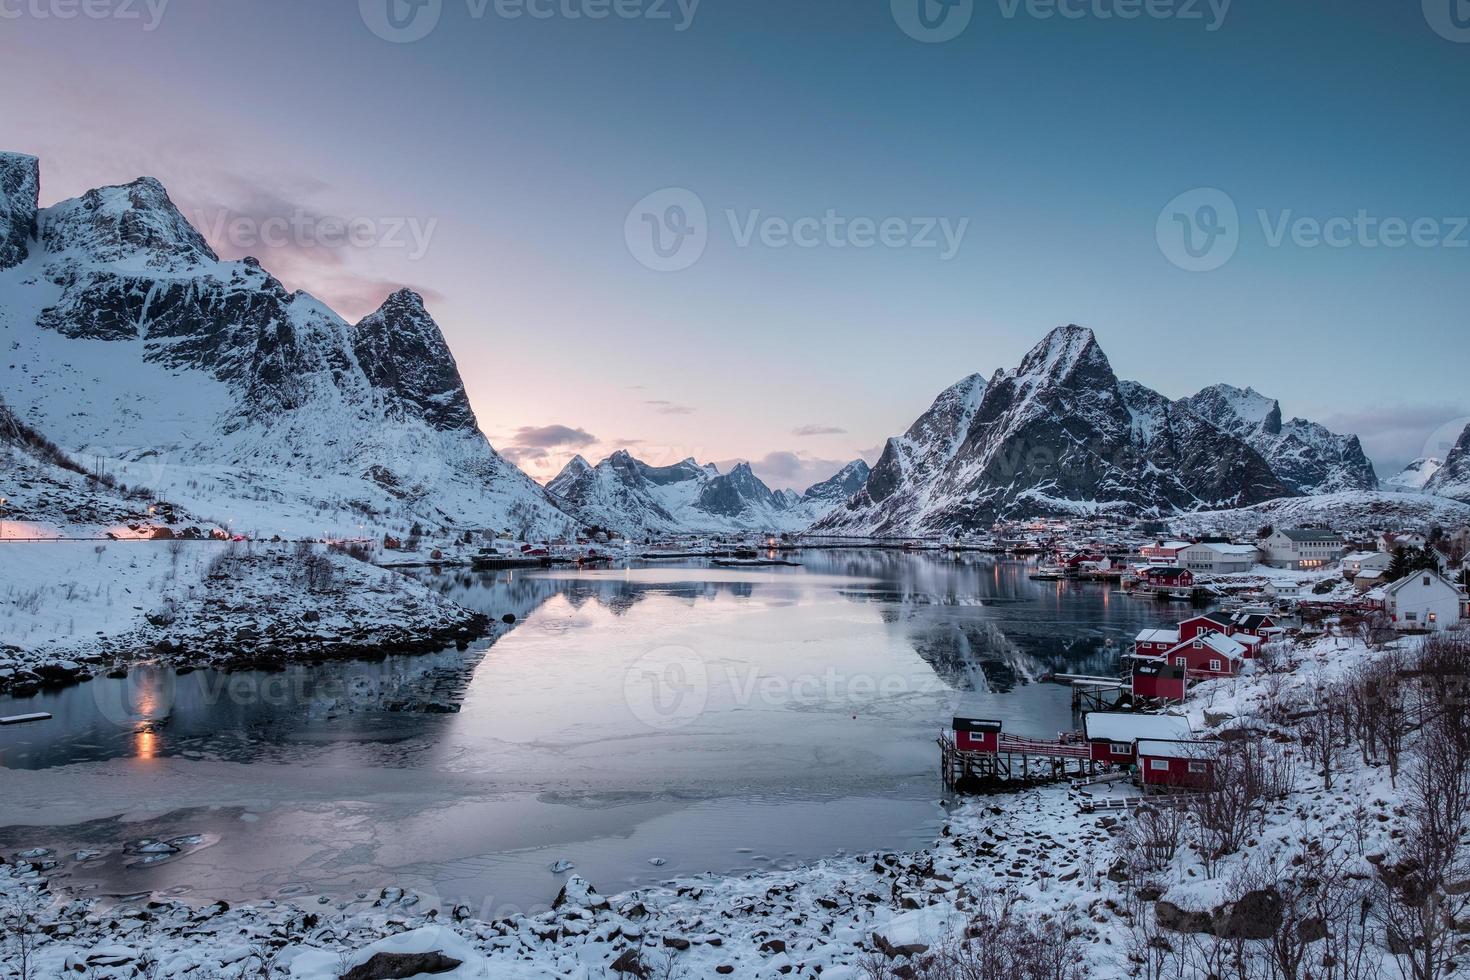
[
  {"left": 1267, "top": 579, "right": 1303, "bottom": 599},
  {"left": 1262, "top": 528, "right": 1346, "bottom": 570},
  {"left": 1380, "top": 531, "right": 1428, "bottom": 554},
  {"left": 1342, "top": 551, "right": 1393, "bottom": 578},
  {"left": 1178, "top": 542, "right": 1260, "bottom": 575},
  {"left": 1381, "top": 572, "right": 1465, "bottom": 632}
]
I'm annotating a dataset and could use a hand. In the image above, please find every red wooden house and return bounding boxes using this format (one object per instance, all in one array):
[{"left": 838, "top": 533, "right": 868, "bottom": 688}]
[
  {"left": 1131, "top": 658, "right": 1188, "bottom": 703},
  {"left": 1153, "top": 631, "right": 1251, "bottom": 679},
  {"left": 1082, "top": 712, "right": 1193, "bottom": 765},
  {"left": 1134, "top": 628, "right": 1181, "bottom": 658},
  {"left": 1142, "top": 567, "right": 1194, "bottom": 588},
  {"left": 1177, "top": 611, "right": 1277, "bottom": 645},
  {"left": 952, "top": 715, "right": 1002, "bottom": 753},
  {"left": 1137, "top": 739, "right": 1218, "bottom": 789}
]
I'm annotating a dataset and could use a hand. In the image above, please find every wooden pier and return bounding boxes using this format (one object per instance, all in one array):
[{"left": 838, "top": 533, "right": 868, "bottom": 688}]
[{"left": 939, "top": 730, "right": 1099, "bottom": 792}]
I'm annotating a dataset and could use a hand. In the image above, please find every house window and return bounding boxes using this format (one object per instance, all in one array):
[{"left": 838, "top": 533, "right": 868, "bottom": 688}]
[
  {"left": 1149, "top": 760, "right": 1170, "bottom": 771},
  {"left": 1429, "top": 613, "right": 1438, "bottom": 623},
  {"left": 1406, "top": 612, "right": 1419, "bottom": 622},
  {"left": 1425, "top": 576, "right": 1432, "bottom": 587},
  {"left": 1209, "top": 659, "right": 1222, "bottom": 671},
  {"left": 1188, "top": 761, "right": 1208, "bottom": 774},
  {"left": 1193, "top": 640, "right": 1203, "bottom": 649},
  {"left": 1175, "top": 657, "right": 1188, "bottom": 667},
  {"left": 1110, "top": 743, "right": 1131, "bottom": 756}
]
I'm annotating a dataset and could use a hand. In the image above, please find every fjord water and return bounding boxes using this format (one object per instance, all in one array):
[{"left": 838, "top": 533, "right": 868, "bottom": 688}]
[{"left": 0, "top": 552, "right": 1167, "bottom": 911}]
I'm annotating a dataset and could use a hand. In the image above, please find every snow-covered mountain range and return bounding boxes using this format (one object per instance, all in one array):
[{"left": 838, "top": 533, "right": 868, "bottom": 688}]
[
  {"left": 1383, "top": 457, "right": 1443, "bottom": 492},
  {"left": 1178, "top": 384, "right": 1378, "bottom": 494},
  {"left": 546, "top": 451, "right": 869, "bottom": 538},
  {"left": 1425, "top": 424, "right": 1470, "bottom": 504},
  {"left": 0, "top": 152, "right": 574, "bottom": 540},
  {"left": 819, "top": 326, "right": 1352, "bottom": 535}
]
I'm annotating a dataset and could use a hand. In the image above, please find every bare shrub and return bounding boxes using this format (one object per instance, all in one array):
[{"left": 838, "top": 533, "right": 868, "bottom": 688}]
[
  {"left": 1127, "top": 803, "right": 1190, "bottom": 874},
  {"left": 0, "top": 887, "right": 49, "bottom": 980},
  {"left": 1190, "top": 739, "right": 1293, "bottom": 875},
  {"left": 863, "top": 891, "right": 1087, "bottom": 980},
  {"left": 1373, "top": 731, "right": 1470, "bottom": 980}
]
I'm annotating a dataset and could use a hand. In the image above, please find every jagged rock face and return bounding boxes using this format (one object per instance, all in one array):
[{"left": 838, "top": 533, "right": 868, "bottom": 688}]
[
  {"left": 821, "top": 326, "right": 1292, "bottom": 534},
  {"left": 0, "top": 152, "right": 39, "bottom": 270},
  {"left": 352, "top": 289, "right": 477, "bottom": 431},
  {"left": 803, "top": 459, "right": 871, "bottom": 504},
  {"left": 1180, "top": 384, "right": 1378, "bottom": 494},
  {"left": 833, "top": 374, "right": 988, "bottom": 524},
  {"left": 0, "top": 154, "right": 574, "bottom": 538},
  {"left": 1426, "top": 424, "right": 1470, "bottom": 503},
  {"left": 698, "top": 463, "right": 778, "bottom": 517}
]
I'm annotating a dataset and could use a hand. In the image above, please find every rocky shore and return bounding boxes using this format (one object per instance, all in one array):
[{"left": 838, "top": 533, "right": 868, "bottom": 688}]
[{"left": 0, "top": 541, "right": 497, "bottom": 700}]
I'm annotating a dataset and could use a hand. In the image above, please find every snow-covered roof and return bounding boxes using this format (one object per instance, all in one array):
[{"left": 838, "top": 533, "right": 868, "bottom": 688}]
[
  {"left": 1185, "top": 542, "right": 1258, "bottom": 556},
  {"left": 1135, "top": 628, "right": 1180, "bottom": 644},
  {"left": 1136, "top": 739, "right": 1218, "bottom": 760},
  {"left": 1083, "top": 712, "right": 1192, "bottom": 743}
]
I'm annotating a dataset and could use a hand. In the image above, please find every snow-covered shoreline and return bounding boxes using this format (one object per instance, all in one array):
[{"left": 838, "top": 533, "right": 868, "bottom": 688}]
[
  {"left": 0, "top": 540, "right": 493, "bottom": 699},
  {"left": 5, "top": 629, "right": 1460, "bottom": 979}
]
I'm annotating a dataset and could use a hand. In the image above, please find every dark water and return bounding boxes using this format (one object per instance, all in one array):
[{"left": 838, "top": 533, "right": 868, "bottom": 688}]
[{"left": 0, "top": 551, "right": 1178, "bottom": 910}]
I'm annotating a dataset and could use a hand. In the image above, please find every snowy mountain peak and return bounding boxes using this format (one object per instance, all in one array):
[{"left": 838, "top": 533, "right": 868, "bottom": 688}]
[
  {"left": 1384, "top": 457, "right": 1443, "bottom": 492},
  {"left": 40, "top": 173, "right": 217, "bottom": 271},
  {"left": 1014, "top": 324, "right": 1107, "bottom": 385},
  {"left": 1, "top": 154, "right": 576, "bottom": 540},
  {"left": 1180, "top": 384, "right": 1376, "bottom": 494},
  {"left": 0, "top": 152, "right": 39, "bottom": 270},
  {"left": 352, "top": 288, "right": 477, "bottom": 431},
  {"left": 1425, "top": 424, "right": 1470, "bottom": 504},
  {"left": 803, "top": 458, "right": 871, "bottom": 503}
]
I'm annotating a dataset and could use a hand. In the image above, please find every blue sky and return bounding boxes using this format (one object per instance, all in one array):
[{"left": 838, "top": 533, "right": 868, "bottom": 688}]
[{"left": 4, "top": 0, "right": 1467, "bottom": 485}]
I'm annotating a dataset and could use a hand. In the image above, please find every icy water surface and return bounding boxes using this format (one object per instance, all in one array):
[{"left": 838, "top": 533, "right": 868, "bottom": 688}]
[{"left": 0, "top": 551, "right": 1173, "bottom": 911}]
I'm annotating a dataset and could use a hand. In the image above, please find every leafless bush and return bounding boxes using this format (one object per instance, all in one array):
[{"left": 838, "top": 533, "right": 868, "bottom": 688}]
[
  {"left": 0, "top": 887, "right": 49, "bottom": 980},
  {"left": 862, "top": 892, "right": 1087, "bottom": 980},
  {"left": 328, "top": 540, "right": 374, "bottom": 563},
  {"left": 1343, "top": 653, "right": 1412, "bottom": 781},
  {"left": 1127, "top": 803, "right": 1190, "bottom": 874},
  {"left": 1412, "top": 632, "right": 1470, "bottom": 768},
  {"left": 1371, "top": 732, "right": 1470, "bottom": 980},
  {"left": 1190, "top": 739, "right": 1293, "bottom": 874}
]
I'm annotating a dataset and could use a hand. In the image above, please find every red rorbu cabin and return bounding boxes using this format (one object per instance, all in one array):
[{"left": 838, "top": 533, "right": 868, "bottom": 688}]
[
  {"left": 1155, "top": 631, "right": 1251, "bottom": 678},
  {"left": 1131, "top": 659, "right": 1188, "bottom": 703},
  {"left": 1134, "top": 628, "right": 1181, "bottom": 658},
  {"left": 1137, "top": 739, "right": 1218, "bottom": 789},
  {"left": 1082, "top": 711, "right": 1193, "bottom": 765},
  {"left": 952, "top": 716, "right": 1002, "bottom": 753}
]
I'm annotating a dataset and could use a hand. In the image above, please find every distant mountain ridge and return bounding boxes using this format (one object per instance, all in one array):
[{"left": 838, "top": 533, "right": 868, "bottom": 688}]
[
  {"left": 547, "top": 451, "right": 869, "bottom": 537},
  {"left": 819, "top": 326, "right": 1297, "bottom": 535},
  {"left": 1178, "top": 384, "right": 1377, "bottom": 494},
  {"left": 1426, "top": 424, "right": 1470, "bottom": 504}
]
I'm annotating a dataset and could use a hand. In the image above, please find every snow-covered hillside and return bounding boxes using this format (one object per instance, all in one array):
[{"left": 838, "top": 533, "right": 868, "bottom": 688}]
[
  {"left": 546, "top": 451, "right": 868, "bottom": 537},
  {"left": 1179, "top": 383, "right": 1378, "bottom": 493},
  {"left": 820, "top": 327, "right": 1290, "bottom": 535},
  {"left": 0, "top": 152, "right": 574, "bottom": 542},
  {"left": 1168, "top": 489, "right": 1470, "bottom": 538}
]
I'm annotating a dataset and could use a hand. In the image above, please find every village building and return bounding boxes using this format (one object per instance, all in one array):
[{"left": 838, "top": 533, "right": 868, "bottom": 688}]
[
  {"left": 1177, "top": 542, "right": 1260, "bottom": 575},
  {"left": 1261, "top": 528, "right": 1346, "bottom": 570},
  {"left": 1342, "top": 551, "right": 1393, "bottom": 578},
  {"left": 1082, "top": 711, "right": 1192, "bottom": 765},
  {"left": 1381, "top": 571, "right": 1466, "bottom": 632},
  {"left": 1130, "top": 659, "right": 1188, "bottom": 703},
  {"left": 1137, "top": 739, "right": 1219, "bottom": 789},
  {"left": 1133, "top": 627, "right": 1181, "bottom": 657},
  {"left": 1139, "top": 540, "right": 1192, "bottom": 564},
  {"left": 1379, "top": 530, "right": 1428, "bottom": 553}
]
